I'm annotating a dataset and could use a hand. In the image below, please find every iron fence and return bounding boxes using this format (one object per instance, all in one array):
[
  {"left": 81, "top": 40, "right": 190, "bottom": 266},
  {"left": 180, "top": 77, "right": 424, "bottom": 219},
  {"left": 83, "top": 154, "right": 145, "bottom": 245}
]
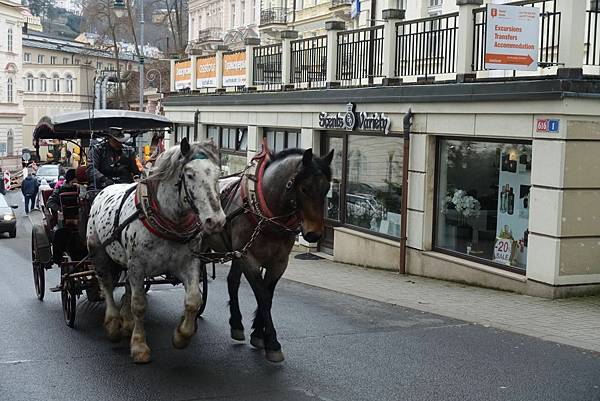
[
  {"left": 395, "top": 12, "right": 458, "bottom": 77},
  {"left": 260, "top": 7, "right": 288, "bottom": 25},
  {"left": 253, "top": 43, "right": 282, "bottom": 90},
  {"left": 472, "top": 0, "right": 560, "bottom": 71},
  {"left": 290, "top": 35, "right": 327, "bottom": 87},
  {"left": 586, "top": 0, "right": 600, "bottom": 65},
  {"left": 336, "top": 25, "right": 384, "bottom": 84}
]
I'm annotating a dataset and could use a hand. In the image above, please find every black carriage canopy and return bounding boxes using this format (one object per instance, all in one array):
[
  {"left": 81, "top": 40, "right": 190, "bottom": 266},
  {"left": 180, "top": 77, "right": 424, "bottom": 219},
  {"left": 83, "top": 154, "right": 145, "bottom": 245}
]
[{"left": 33, "top": 110, "right": 173, "bottom": 141}]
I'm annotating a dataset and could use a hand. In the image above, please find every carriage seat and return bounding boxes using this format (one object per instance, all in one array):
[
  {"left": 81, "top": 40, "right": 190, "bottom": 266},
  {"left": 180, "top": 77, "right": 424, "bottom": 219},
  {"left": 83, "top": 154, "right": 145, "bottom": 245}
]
[
  {"left": 41, "top": 188, "right": 53, "bottom": 207},
  {"left": 59, "top": 191, "right": 80, "bottom": 228}
]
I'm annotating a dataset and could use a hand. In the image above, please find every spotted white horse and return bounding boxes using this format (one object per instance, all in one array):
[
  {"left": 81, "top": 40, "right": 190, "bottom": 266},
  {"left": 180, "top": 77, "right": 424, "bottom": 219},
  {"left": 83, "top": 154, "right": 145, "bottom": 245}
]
[{"left": 87, "top": 138, "right": 226, "bottom": 364}]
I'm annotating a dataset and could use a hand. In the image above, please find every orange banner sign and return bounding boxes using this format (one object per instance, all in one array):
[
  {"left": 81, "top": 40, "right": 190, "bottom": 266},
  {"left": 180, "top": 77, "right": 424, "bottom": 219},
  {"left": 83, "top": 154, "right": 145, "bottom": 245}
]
[
  {"left": 223, "top": 51, "right": 246, "bottom": 87},
  {"left": 196, "top": 55, "right": 217, "bottom": 88},
  {"left": 174, "top": 60, "right": 191, "bottom": 90}
]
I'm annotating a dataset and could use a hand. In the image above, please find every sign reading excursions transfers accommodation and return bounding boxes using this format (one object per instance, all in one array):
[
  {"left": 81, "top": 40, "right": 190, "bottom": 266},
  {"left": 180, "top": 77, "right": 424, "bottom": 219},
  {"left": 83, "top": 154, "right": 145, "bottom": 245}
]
[
  {"left": 223, "top": 51, "right": 246, "bottom": 87},
  {"left": 484, "top": 4, "right": 540, "bottom": 71},
  {"left": 196, "top": 55, "right": 217, "bottom": 88},
  {"left": 175, "top": 60, "right": 192, "bottom": 90}
]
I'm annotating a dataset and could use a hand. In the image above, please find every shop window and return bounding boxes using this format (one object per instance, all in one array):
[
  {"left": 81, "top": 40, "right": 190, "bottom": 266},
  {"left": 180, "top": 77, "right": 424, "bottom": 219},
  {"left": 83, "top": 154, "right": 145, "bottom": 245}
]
[
  {"left": 264, "top": 129, "right": 300, "bottom": 151},
  {"left": 207, "top": 125, "right": 248, "bottom": 175},
  {"left": 321, "top": 133, "right": 403, "bottom": 239},
  {"left": 434, "top": 138, "right": 531, "bottom": 272}
]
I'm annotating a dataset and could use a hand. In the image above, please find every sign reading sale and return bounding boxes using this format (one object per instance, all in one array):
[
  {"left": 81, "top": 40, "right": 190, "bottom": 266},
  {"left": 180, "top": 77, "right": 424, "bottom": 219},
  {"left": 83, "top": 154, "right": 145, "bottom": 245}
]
[{"left": 484, "top": 4, "right": 540, "bottom": 71}]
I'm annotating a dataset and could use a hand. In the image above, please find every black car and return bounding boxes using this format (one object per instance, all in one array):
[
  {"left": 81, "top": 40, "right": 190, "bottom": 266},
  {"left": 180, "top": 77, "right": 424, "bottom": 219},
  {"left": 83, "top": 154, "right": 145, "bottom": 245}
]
[{"left": 0, "top": 194, "right": 18, "bottom": 238}]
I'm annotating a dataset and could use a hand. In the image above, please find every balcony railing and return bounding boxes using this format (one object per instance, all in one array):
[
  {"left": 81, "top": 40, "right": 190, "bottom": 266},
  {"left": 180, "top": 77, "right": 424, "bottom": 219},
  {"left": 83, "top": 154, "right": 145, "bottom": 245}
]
[
  {"left": 253, "top": 43, "right": 282, "bottom": 90},
  {"left": 291, "top": 35, "right": 327, "bottom": 87},
  {"left": 197, "top": 27, "right": 224, "bottom": 42},
  {"left": 260, "top": 7, "right": 288, "bottom": 25},
  {"left": 337, "top": 25, "right": 384, "bottom": 85},
  {"left": 331, "top": 0, "right": 352, "bottom": 7}
]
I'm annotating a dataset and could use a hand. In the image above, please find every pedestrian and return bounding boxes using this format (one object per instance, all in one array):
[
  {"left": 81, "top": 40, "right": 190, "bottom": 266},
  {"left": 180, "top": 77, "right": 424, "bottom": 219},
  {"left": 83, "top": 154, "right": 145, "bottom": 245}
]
[
  {"left": 0, "top": 167, "right": 5, "bottom": 195},
  {"left": 54, "top": 175, "right": 65, "bottom": 189},
  {"left": 37, "top": 178, "right": 51, "bottom": 208},
  {"left": 22, "top": 165, "right": 29, "bottom": 180},
  {"left": 30, "top": 160, "right": 38, "bottom": 174},
  {"left": 21, "top": 173, "right": 39, "bottom": 214},
  {"left": 65, "top": 149, "right": 72, "bottom": 167}
]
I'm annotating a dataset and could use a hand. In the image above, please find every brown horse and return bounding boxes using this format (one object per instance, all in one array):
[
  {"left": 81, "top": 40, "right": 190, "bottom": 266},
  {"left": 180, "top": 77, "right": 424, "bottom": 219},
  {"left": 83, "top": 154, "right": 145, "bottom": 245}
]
[{"left": 206, "top": 146, "right": 333, "bottom": 362}]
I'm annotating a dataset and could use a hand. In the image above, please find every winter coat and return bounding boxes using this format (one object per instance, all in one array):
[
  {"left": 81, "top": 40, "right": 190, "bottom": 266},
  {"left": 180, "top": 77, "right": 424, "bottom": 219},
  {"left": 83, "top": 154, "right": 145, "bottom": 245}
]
[
  {"left": 21, "top": 176, "right": 39, "bottom": 196},
  {"left": 87, "top": 141, "right": 139, "bottom": 189}
]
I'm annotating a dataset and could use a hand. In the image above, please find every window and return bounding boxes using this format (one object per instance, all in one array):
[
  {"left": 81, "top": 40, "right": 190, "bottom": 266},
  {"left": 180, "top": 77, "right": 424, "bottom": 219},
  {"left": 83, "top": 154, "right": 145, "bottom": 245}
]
[
  {"left": 240, "top": 1, "right": 245, "bottom": 24},
  {"left": 230, "top": 4, "right": 236, "bottom": 28},
  {"left": 7, "top": 28, "right": 13, "bottom": 52},
  {"left": 7, "top": 77, "right": 13, "bottom": 102},
  {"left": 65, "top": 74, "right": 73, "bottom": 93},
  {"left": 321, "top": 133, "right": 404, "bottom": 239},
  {"left": 39, "top": 74, "right": 47, "bottom": 91},
  {"left": 207, "top": 125, "right": 249, "bottom": 175},
  {"left": 434, "top": 138, "right": 532, "bottom": 272},
  {"left": 26, "top": 73, "right": 34, "bottom": 92},
  {"left": 50, "top": 56, "right": 57, "bottom": 64},
  {"left": 264, "top": 129, "right": 300, "bottom": 152},
  {"left": 97, "top": 62, "right": 103, "bottom": 70},
  {"left": 38, "top": 55, "right": 45, "bottom": 64},
  {"left": 429, "top": 0, "right": 441, "bottom": 6},
  {"left": 24, "top": 53, "right": 31, "bottom": 63},
  {"left": 7, "top": 130, "right": 14, "bottom": 156},
  {"left": 74, "top": 59, "right": 81, "bottom": 65},
  {"left": 52, "top": 74, "right": 60, "bottom": 92},
  {"left": 63, "top": 57, "right": 69, "bottom": 64}
]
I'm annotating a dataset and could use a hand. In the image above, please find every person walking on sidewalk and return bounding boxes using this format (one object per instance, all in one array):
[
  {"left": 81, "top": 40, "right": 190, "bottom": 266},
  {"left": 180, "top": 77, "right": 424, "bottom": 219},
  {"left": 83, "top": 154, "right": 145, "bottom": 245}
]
[
  {"left": 0, "top": 167, "right": 5, "bottom": 195},
  {"left": 21, "top": 174, "right": 39, "bottom": 214}
]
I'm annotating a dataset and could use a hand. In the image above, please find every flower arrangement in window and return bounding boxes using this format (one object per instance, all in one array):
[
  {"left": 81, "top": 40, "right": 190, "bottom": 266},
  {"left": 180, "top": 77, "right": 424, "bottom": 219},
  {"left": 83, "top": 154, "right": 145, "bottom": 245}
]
[{"left": 442, "top": 189, "right": 481, "bottom": 226}]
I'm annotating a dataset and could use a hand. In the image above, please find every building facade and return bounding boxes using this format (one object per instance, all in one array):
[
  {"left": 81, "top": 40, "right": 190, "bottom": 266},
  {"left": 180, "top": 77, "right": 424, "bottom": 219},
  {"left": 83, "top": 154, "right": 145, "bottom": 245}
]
[
  {"left": 0, "top": 0, "right": 25, "bottom": 170},
  {"left": 21, "top": 31, "right": 138, "bottom": 160}
]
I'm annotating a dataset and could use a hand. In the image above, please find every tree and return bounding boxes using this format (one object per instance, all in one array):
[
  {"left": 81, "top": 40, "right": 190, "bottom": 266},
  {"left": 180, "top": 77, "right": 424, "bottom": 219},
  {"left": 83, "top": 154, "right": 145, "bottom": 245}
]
[{"left": 151, "top": 0, "right": 188, "bottom": 56}]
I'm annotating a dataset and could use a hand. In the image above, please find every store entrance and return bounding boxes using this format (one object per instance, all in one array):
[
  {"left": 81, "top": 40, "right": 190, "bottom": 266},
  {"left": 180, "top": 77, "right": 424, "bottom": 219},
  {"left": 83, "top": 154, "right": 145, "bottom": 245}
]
[{"left": 319, "top": 134, "right": 344, "bottom": 255}]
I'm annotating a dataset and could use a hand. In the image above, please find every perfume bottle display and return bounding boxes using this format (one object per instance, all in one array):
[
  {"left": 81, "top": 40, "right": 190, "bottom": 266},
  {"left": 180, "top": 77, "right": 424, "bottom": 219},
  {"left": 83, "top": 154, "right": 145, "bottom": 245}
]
[{"left": 507, "top": 187, "right": 514, "bottom": 215}]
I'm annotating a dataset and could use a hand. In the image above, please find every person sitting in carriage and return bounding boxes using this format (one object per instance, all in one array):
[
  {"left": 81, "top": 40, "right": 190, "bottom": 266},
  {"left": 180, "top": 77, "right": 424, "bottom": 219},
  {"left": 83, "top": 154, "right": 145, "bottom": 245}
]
[
  {"left": 47, "top": 169, "right": 80, "bottom": 264},
  {"left": 87, "top": 127, "right": 140, "bottom": 190}
]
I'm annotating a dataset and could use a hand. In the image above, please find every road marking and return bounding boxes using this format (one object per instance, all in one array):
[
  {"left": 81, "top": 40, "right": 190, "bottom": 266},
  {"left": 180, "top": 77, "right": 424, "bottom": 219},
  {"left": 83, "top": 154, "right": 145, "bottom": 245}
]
[{"left": 0, "top": 359, "right": 32, "bottom": 365}]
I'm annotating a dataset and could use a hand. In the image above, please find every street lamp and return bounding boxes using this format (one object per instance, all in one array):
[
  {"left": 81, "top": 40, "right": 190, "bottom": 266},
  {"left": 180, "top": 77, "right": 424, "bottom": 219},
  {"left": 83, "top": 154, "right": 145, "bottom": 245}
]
[{"left": 112, "top": 0, "right": 145, "bottom": 112}]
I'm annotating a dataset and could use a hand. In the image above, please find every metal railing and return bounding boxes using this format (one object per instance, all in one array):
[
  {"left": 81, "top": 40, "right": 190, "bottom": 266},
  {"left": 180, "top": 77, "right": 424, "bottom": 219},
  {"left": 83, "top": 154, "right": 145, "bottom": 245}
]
[
  {"left": 472, "top": 0, "right": 561, "bottom": 71},
  {"left": 197, "top": 27, "right": 224, "bottom": 42},
  {"left": 395, "top": 12, "right": 458, "bottom": 77},
  {"left": 291, "top": 35, "right": 327, "bottom": 87},
  {"left": 260, "top": 7, "right": 288, "bottom": 25},
  {"left": 336, "top": 25, "right": 384, "bottom": 84},
  {"left": 253, "top": 43, "right": 282, "bottom": 90},
  {"left": 585, "top": 0, "right": 600, "bottom": 66}
]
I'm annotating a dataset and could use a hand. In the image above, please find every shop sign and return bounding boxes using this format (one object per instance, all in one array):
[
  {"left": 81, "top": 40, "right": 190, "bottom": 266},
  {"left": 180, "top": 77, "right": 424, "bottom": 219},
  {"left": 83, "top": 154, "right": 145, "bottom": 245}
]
[
  {"left": 196, "top": 55, "right": 217, "bottom": 88},
  {"left": 318, "top": 103, "right": 391, "bottom": 134},
  {"left": 494, "top": 238, "right": 514, "bottom": 265},
  {"left": 484, "top": 4, "right": 540, "bottom": 71},
  {"left": 175, "top": 60, "right": 192, "bottom": 90},
  {"left": 223, "top": 51, "right": 246, "bottom": 87},
  {"left": 535, "top": 118, "right": 559, "bottom": 133}
]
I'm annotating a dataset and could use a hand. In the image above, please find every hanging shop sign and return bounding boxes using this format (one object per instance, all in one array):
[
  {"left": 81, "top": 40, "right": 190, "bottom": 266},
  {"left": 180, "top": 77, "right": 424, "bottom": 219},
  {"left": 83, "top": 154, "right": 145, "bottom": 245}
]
[
  {"left": 174, "top": 59, "right": 192, "bottom": 90},
  {"left": 318, "top": 103, "right": 391, "bottom": 134},
  {"left": 223, "top": 51, "right": 247, "bottom": 87},
  {"left": 484, "top": 4, "right": 540, "bottom": 71},
  {"left": 196, "top": 55, "right": 217, "bottom": 88}
]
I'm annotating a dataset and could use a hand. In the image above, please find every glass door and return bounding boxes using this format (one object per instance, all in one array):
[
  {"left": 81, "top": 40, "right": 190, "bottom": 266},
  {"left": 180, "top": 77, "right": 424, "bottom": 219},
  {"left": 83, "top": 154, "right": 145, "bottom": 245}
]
[{"left": 320, "top": 134, "right": 345, "bottom": 254}]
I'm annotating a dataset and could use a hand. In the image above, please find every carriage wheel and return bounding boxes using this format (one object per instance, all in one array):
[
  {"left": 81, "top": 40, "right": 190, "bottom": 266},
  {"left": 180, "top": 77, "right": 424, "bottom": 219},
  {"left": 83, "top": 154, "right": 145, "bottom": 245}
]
[
  {"left": 61, "top": 265, "right": 77, "bottom": 328},
  {"left": 197, "top": 263, "right": 208, "bottom": 318},
  {"left": 31, "top": 231, "right": 45, "bottom": 301}
]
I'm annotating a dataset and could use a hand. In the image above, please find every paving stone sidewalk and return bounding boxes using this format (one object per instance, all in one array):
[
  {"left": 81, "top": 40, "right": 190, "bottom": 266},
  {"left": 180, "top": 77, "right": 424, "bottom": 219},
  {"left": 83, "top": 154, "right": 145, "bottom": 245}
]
[{"left": 284, "top": 253, "right": 600, "bottom": 353}]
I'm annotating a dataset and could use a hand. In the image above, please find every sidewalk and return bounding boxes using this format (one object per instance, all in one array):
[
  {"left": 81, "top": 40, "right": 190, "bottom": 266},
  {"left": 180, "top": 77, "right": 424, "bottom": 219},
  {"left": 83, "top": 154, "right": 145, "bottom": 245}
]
[{"left": 285, "top": 253, "right": 600, "bottom": 353}]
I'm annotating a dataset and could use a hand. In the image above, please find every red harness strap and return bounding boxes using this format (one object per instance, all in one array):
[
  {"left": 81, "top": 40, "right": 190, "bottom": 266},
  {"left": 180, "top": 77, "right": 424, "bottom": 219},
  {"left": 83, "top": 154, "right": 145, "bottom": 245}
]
[{"left": 135, "top": 180, "right": 203, "bottom": 243}]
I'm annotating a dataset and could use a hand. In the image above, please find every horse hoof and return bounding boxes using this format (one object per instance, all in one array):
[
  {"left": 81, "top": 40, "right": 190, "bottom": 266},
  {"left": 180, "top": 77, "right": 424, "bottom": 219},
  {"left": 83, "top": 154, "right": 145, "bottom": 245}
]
[
  {"left": 172, "top": 330, "right": 192, "bottom": 350},
  {"left": 132, "top": 350, "right": 152, "bottom": 364},
  {"left": 265, "top": 350, "right": 285, "bottom": 363},
  {"left": 250, "top": 336, "right": 265, "bottom": 349},
  {"left": 231, "top": 329, "right": 245, "bottom": 341},
  {"left": 105, "top": 318, "right": 122, "bottom": 343}
]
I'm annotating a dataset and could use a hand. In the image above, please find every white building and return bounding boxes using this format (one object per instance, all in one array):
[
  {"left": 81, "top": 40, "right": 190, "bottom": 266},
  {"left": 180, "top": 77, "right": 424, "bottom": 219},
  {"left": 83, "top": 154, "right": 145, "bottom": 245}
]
[
  {"left": 188, "top": 0, "right": 259, "bottom": 53},
  {"left": 0, "top": 0, "right": 25, "bottom": 170}
]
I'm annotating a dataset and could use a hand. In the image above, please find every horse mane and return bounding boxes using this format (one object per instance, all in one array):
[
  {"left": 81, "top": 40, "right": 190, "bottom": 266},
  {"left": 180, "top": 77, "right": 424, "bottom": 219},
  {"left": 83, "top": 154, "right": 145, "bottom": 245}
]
[
  {"left": 148, "top": 140, "right": 219, "bottom": 182},
  {"left": 269, "top": 148, "right": 332, "bottom": 182}
]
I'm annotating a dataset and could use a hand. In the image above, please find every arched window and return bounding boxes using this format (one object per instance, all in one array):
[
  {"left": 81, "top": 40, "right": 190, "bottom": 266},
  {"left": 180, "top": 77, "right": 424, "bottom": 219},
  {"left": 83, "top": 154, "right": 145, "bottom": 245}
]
[
  {"left": 65, "top": 74, "right": 73, "bottom": 93},
  {"left": 26, "top": 73, "right": 34, "bottom": 92},
  {"left": 7, "top": 130, "right": 14, "bottom": 156},
  {"left": 7, "top": 78, "right": 13, "bottom": 103},
  {"left": 7, "top": 28, "right": 13, "bottom": 52},
  {"left": 40, "top": 74, "right": 47, "bottom": 92},
  {"left": 52, "top": 74, "right": 60, "bottom": 92}
]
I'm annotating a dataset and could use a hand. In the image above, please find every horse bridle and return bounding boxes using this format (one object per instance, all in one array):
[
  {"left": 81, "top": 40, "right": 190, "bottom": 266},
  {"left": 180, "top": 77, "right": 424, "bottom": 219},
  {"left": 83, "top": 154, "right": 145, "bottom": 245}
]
[{"left": 176, "top": 152, "right": 209, "bottom": 216}]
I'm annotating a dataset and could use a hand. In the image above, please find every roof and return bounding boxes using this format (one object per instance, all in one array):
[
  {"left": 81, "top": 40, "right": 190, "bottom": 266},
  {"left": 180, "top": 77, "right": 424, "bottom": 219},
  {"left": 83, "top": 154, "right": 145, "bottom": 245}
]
[{"left": 23, "top": 32, "right": 138, "bottom": 61}]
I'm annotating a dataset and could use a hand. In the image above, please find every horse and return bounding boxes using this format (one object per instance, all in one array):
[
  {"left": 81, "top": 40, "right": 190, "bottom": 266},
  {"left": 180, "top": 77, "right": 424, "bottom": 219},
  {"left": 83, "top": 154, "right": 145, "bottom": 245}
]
[
  {"left": 206, "top": 145, "right": 333, "bottom": 362},
  {"left": 87, "top": 138, "right": 226, "bottom": 364}
]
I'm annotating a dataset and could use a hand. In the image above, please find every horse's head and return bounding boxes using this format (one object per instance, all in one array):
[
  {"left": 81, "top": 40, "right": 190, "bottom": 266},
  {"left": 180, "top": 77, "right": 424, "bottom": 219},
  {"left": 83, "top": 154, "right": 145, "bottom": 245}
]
[
  {"left": 292, "top": 148, "right": 334, "bottom": 243},
  {"left": 179, "top": 138, "right": 226, "bottom": 234}
]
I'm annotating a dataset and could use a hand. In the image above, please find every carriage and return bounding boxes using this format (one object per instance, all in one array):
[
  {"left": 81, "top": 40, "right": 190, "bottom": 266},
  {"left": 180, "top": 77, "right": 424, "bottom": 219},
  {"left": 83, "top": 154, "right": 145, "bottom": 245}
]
[{"left": 30, "top": 110, "right": 210, "bottom": 328}]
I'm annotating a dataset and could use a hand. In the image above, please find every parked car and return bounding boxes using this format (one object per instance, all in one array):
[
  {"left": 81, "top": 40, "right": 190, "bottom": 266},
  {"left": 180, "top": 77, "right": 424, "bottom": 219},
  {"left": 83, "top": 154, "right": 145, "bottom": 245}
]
[
  {"left": 36, "top": 164, "right": 63, "bottom": 188},
  {"left": 0, "top": 194, "right": 18, "bottom": 238}
]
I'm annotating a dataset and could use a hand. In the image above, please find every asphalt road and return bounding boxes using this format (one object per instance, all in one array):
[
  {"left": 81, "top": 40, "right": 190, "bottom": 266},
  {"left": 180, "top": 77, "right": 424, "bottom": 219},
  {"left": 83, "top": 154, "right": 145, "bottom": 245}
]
[{"left": 0, "top": 190, "right": 599, "bottom": 401}]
